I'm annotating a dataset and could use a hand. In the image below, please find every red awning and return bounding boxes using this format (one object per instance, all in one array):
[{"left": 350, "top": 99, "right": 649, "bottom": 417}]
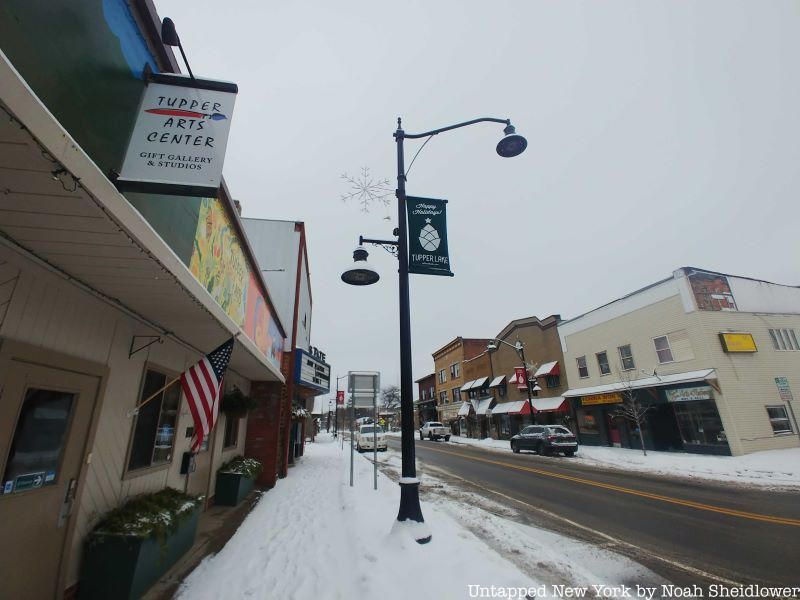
[
  {"left": 531, "top": 397, "right": 568, "bottom": 413},
  {"left": 492, "top": 400, "right": 531, "bottom": 415},
  {"left": 534, "top": 361, "right": 560, "bottom": 378}
]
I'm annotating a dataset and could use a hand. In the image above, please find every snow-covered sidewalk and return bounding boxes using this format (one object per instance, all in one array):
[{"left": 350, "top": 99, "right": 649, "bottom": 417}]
[
  {"left": 401, "top": 433, "right": 800, "bottom": 489},
  {"left": 176, "top": 433, "right": 662, "bottom": 600}
]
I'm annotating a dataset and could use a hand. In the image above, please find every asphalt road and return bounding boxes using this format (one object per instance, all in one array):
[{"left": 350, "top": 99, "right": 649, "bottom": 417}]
[{"left": 387, "top": 437, "right": 800, "bottom": 588}]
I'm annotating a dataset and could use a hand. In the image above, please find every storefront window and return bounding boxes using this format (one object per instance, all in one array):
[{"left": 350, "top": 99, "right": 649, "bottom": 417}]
[
  {"left": 499, "top": 415, "right": 510, "bottom": 435},
  {"left": 577, "top": 410, "right": 599, "bottom": 434},
  {"left": 672, "top": 400, "right": 727, "bottom": 446}
]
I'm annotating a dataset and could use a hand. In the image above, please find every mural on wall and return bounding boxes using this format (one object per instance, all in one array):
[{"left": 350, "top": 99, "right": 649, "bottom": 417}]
[
  {"left": 191, "top": 199, "right": 283, "bottom": 369},
  {"left": 190, "top": 198, "right": 248, "bottom": 325},
  {"left": 688, "top": 270, "right": 738, "bottom": 312},
  {"left": 244, "top": 272, "right": 284, "bottom": 366}
]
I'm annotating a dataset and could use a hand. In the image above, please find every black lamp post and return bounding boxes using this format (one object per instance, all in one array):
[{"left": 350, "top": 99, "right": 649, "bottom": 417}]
[
  {"left": 488, "top": 339, "right": 536, "bottom": 422},
  {"left": 343, "top": 117, "right": 527, "bottom": 544}
]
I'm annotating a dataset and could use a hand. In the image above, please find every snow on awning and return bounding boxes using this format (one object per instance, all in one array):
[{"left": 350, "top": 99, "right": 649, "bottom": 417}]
[
  {"left": 457, "top": 402, "right": 473, "bottom": 416},
  {"left": 534, "top": 361, "right": 560, "bottom": 378},
  {"left": 489, "top": 375, "right": 506, "bottom": 388},
  {"left": 459, "top": 379, "right": 476, "bottom": 391},
  {"left": 471, "top": 376, "right": 489, "bottom": 389},
  {"left": 475, "top": 398, "right": 494, "bottom": 415},
  {"left": 489, "top": 400, "right": 531, "bottom": 415},
  {"left": 563, "top": 369, "right": 717, "bottom": 398},
  {"left": 532, "top": 397, "right": 568, "bottom": 413}
]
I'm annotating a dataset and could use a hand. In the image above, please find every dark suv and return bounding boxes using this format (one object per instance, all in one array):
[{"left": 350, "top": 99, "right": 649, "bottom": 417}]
[{"left": 510, "top": 425, "right": 577, "bottom": 456}]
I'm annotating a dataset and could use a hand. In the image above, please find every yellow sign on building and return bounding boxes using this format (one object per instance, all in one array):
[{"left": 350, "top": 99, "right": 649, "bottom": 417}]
[
  {"left": 719, "top": 332, "right": 757, "bottom": 353},
  {"left": 581, "top": 392, "right": 623, "bottom": 406}
]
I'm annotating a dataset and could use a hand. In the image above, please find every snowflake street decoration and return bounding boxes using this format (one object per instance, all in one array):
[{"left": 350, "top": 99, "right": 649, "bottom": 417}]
[{"left": 340, "top": 166, "right": 394, "bottom": 213}]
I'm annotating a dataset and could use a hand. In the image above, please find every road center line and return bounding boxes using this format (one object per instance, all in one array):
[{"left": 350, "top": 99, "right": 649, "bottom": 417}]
[
  {"left": 419, "top": 444, "right": 800, "bottom": 527},
  {"left": 420, "top": 460, "right": 745, "bottom": 588}
]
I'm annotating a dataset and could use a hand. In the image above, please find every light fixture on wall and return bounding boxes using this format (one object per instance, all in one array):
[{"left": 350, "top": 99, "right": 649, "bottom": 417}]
[{"left": 161, "top": 17, "right": 195, "bottom": 80}]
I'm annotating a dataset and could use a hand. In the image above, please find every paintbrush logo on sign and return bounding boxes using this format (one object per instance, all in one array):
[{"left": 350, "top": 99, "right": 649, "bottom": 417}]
[{"left": 145, "top": 108, "right": 227, "bottom": 121}]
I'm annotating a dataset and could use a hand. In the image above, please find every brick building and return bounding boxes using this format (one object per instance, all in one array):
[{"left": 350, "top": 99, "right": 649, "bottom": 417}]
[
  {"left": 432, "top": 337, "right": 491, "bottom": 434},
  {"left": 487, "top": 315, "right": 570, "bottom": 438}
]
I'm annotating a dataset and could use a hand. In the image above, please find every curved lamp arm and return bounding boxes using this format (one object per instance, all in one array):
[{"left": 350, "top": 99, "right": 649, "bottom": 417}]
[{"left": 396, "top": 117, "right": 511, "bottom": 140}]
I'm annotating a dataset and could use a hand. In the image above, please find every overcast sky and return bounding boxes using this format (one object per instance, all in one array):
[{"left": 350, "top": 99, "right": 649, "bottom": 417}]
[{"left": 155, "top": 0, "right": 799, "bottom": 395}]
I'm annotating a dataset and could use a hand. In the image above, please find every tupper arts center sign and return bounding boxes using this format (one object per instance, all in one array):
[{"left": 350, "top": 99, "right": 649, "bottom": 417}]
[{"left": 115, "top": 73, "right": 237, "bottom": 197}]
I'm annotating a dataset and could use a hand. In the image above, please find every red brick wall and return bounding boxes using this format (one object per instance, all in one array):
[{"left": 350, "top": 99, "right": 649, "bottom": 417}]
[{"left": 245, "top": 380, "right": 284, "bottom": 488}]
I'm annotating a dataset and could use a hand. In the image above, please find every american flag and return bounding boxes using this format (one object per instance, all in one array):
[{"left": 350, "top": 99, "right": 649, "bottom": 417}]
[{"left": 181, "top": 338, "right": 234, "bottom": 452}]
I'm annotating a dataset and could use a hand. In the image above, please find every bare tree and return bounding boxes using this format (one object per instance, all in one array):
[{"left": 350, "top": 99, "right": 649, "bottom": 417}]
[
  {"left": 613, "top": 368, "right": 653, "bottom": 456},
  {"left": 380, "top": 385, "right": 401, "bottom": 430},
  {"left": 381, "top": 385, "right": 400, "bottom": 410}
]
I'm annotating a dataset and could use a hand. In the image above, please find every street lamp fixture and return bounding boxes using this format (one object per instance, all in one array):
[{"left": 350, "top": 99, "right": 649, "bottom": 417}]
[
  {"left": 496, "top": 124, "right": 528, "bottom": 158},
  {"left": 342, "top": 116, "right": 526, "bottom": 545},
  {"left": 487, "top": 339, "right": 537, "bottom": 420},
  {"left": 341, "top": 246, "right": 380, "bottom": 286},
  {"left": 160, "top": 18, "right": 195, "bottom": 81}
]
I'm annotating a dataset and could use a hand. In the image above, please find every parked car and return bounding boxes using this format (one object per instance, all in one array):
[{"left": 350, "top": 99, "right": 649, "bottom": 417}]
[
  {"left": 356, "top": 425, "right": 387, "bottom": 452},
  {"left": 510, "top": 425, "right": 577, "bottom": 456},
  {"left": 419, "top": 421, "right": 450, "bottom": 441}
]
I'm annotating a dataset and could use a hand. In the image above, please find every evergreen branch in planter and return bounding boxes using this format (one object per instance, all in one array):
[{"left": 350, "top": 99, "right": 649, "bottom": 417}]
[
  {"left": 91, "top": 488, "right": 203, "bottom": 544},
  {"left": 291, "top": 406, "right": 310, "bottom": 419},
  {"left": 219, "top": 456, "right": 263, "bottom": 479},
  {"left": 221, "top": 387, "right": 258, "bottom": 415}
]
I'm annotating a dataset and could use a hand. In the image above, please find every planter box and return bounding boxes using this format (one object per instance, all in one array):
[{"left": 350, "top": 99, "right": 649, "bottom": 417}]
[
  {"left": 79, "top": 506, "right": 201, "bottom": 600},
  {"left": 215, "top": 471, "right": 255, "bottom": 506}
]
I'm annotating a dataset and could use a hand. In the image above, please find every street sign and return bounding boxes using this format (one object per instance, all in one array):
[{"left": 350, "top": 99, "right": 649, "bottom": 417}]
[{"left": 348, "top": 371, "right": 380, "bottom": 408}]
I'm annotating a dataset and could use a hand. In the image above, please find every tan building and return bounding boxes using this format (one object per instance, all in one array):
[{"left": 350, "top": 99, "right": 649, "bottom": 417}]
[
  {"left": 558, "top": 267, "right": 800, "bottom": 456},
  {"left": 431, "top": 337, "right": 490, "bottom": 433},
  {"left": 487, "top": 315, "right": 570, "bottom": 439}
]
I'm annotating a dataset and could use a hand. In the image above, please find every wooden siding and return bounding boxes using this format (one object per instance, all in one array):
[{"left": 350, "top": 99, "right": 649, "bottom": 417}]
[
  {"left": 0, "top": 245, "right": 253, "bottom": 587},
  {"left": 0, "top": 258, "right": 20, "bottom": 326}
]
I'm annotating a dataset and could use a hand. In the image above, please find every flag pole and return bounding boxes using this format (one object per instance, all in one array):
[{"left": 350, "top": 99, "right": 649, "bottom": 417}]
[{"left": 127, "top": 376, "right": 180, "bottom": 417}]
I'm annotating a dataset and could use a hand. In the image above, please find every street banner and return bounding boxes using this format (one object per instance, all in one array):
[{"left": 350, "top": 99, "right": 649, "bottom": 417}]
[
  {"left": 406, "top": 196, "right": 454, "bottom": 277},
  {"left": 514, "top": 367, "right": 527, "bottom": 390},
  {"left": 115, "top": 73, "right": 238, "bottom": 197},
  {"left": 337, "top": 390, "right": 345, "bottom": 405}
]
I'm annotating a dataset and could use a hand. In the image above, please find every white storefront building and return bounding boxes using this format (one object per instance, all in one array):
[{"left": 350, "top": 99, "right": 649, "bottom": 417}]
[{"left": 558, "top": 267, "right": 800, "bottom": 456}]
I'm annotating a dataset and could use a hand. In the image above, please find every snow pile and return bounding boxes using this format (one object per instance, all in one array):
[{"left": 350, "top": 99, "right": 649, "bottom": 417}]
[
  {"left": 396, "top": 433, "right": 800, "bottom": 488},
  {"left": 175, "top": 433, "right": 660, "bottom": 600}
]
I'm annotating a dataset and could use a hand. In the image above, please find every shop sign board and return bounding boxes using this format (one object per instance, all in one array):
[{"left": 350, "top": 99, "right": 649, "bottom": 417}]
[
  {"left": 116, "top": 73, "right": 238, "bottom": 197},
  {"left": 719, "top": 332, "right": 757, "bottom": 353},
  {"left": 775, "top": 377, "right": 794, "bottom": 402},
  {"left": 581, "top": 392, "right": 622, "bottom": 406},
  {"left": 406, "top": 196, "right": 453, "bottom": 277},
  {"left": 664, "top": 386, "right": 714, "bottom": 403}
]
